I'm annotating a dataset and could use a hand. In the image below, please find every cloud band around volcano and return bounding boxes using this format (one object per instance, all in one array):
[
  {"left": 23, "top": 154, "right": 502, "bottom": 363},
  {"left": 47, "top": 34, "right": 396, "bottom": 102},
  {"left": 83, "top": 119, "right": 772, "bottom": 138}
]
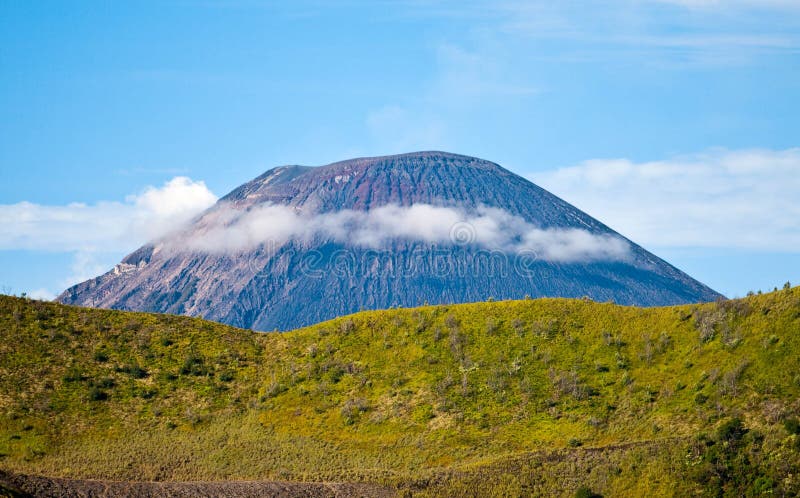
[{"left": 171, "top": 203, "right": 631, "bottom": 263}]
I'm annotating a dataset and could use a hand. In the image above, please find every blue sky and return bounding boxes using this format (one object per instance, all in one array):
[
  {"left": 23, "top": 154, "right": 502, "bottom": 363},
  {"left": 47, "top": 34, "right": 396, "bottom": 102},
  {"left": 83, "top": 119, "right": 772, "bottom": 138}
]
[{"left": 1, "top": 0, "right": 799, "bottom": 300}]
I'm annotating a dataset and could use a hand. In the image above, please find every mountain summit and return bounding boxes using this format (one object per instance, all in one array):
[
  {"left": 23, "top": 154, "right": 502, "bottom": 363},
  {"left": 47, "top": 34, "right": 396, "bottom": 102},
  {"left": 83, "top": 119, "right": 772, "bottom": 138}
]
[{"left": 58, "top": 151, "right": 721, "bottom": 330}]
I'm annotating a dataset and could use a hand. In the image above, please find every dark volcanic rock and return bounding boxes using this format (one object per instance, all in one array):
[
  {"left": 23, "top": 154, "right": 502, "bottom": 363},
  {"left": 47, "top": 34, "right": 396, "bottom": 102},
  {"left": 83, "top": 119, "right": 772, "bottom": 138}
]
[
  {"left": 58, "top": 151, "right": 721, "bottom": 330},
  {"left": 0, "top": 470, "right": 394, "bottom": 497}
]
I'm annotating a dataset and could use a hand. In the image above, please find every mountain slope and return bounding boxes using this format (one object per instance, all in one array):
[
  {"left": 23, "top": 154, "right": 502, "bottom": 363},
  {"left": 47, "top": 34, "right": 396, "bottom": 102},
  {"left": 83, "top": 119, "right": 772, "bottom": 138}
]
[
  {"left": 58, "top": 151, "right": 721, "bottom": 330},
  {"left": 2, "top": 289, "right": 800, "bottom": 496}
]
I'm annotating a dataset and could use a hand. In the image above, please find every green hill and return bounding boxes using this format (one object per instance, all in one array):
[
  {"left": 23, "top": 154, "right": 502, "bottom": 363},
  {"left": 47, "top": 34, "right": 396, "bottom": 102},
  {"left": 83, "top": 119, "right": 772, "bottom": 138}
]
[{"left": 1, "top": 289, "right": 800, "bottom": 496}]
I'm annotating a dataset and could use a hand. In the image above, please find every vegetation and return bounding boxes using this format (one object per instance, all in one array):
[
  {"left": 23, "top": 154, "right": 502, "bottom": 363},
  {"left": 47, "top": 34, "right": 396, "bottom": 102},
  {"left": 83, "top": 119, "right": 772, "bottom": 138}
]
[{"left": 1, "top": 287, "right": 800, "bottom": 496}]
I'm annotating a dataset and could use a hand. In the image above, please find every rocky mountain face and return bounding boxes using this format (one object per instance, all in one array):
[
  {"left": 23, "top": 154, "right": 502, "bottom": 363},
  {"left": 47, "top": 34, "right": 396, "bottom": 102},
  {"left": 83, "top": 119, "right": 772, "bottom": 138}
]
[{"left": 58, "top": 151, "right": 722, "bottom": 330}]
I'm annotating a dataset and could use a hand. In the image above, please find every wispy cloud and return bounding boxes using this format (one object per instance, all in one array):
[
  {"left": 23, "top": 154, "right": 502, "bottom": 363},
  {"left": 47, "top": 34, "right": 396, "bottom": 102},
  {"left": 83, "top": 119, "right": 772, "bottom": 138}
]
[
  {"left": 361, "top": 0, "right": 798, "bottom": 151},
  {"left": 652, "top": 0, "right": 800, "bottom": 10},
  {"left": 174, "top": 203, "right": 631, "bottom": 263},
  {"left": 0, "top": 177, "right": 218, "bottom": 295},
  {"left": 61, "top": 251, "right": 121, "bottom": 290},
  {"left": 363, "top": 41, "right": 539, "bottom": 151},
  {"left": 26, "top": 288, "right": 56, "bottom": 301},
  {"left": 532, "top": 148, "right": 800, "bottom": 251},
  {"left": 365, "top": 105, "right": 446, "bottom": 152},
  {"left": 432, "top": 43, "right": 540, "bottom": 102},
  {"left": 0, "top": 177, "right": 218, "bottom": 253},
  {"left": 393, "top": 1, "right": 800, "bottom": 65}
]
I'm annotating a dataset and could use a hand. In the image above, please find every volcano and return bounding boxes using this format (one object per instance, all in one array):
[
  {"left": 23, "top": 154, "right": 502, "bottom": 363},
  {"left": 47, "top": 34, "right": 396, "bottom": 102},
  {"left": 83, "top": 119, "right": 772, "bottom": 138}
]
[{"left": 58, "top": 151, "right": 721, "bottom": 330}]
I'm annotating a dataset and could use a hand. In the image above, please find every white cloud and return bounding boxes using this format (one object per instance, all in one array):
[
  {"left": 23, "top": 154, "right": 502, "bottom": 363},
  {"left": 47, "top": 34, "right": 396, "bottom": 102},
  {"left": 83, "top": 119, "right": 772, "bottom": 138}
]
[
  {"left": 653, "top": 0, "right": 800, "bottom": 10},
  {"left": 174, "top": 202, "right": 631, "bottom": 263},
  {"left": 0, "top": 176, "right": 218, "bottom": 297},
  {"left": 0, "top": 177, "right": 218, "bottom": 253},
  {"left": 395, "top": 1, "right": 799, "bottom": 67},
  {"left": 26, "top": 288, "right": 56, "bottom": 301},
  {"left": 531, "top": 148, "right": 800, "bottom": 251},
  {"left": 60, "top": 251, "right": 122, "bottom": 290},
  {"left": 129, "top": 177, "right": 219, "bottom": 241}
]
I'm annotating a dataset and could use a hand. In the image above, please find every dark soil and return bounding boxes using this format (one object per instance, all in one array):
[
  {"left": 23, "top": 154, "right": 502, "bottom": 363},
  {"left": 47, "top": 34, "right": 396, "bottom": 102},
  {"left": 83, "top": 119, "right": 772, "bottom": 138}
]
[{"left": 0, "top": 471, "right": 396, "bottom": 498}]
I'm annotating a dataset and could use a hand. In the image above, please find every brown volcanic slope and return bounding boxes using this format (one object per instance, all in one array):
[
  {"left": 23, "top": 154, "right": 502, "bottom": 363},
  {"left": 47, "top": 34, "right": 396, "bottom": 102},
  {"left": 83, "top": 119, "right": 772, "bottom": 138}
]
[{"left": 58, "top": 151, "right": 721, "bottom": 330}]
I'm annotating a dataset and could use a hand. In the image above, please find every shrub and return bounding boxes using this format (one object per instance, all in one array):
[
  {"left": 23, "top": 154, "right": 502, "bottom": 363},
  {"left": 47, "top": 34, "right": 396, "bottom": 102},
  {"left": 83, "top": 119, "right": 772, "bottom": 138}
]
[
  {"left": 657, "top": 331, "right": 672, "bottom": 352},
  {"left": 264, "top": 382, "right": 286, "bottom": 399},
  {"left": 784, "top": 417, "right": 800, "bottom": 435},
  {"left": 413, "top": 404, "right": 436, "bottom": 423},
  {"left": 339, "top": 318, "right": 355, "bottom": 335},
  {"left": 391, "top": 376, "right": 408, "bottom": 388},
  {"left": 718, "top": 361, "right": 749, "bottom": 398},
  {"left": 323, "top": 361, "right": 348, "bottom": 383},
  {"left": 88, "top": 387, "right": 108, "bottom": 401},
  {"left": 449, "top": 327, "right": 467, "bottom": 360},
  {"left": 184, "top": 408, "right": 206, "bottom": 425},
  {"left": 341, "top": 397, "right": 369, "bottom": 424},
  {"left": 552, "top": 369, "right": 590, "bottom": 400},
  {"left": 721, "top": 326, "right": 743, "bottom": 349},
  {"left": 575, "top": 487, "right": 602, "bottom": 498},
  {"left": 695, "top": 308, "right": 725, "bottom": 343},
  {"left": 751, "top": 476, "right": 775, "bottom": 495},
  {"left": 62, "top": 368, "right": 85, "bottom": 383},
  {"left": 717, "top": 417, "right": 746, "bottom": 444},
  {"left": 96, "top": 377, "right": 115, "bottom": 389},
  {"left": 118, "top": 364, "right": 149, "bottom": 379},
  {"left": 487, "top": 368, "right": 508, "bottom": 392},
  {"left": 180, "top": 355, "right": 208, "bottom": 376},
  {"left": 412, "top": 311, "right": 428, "bottom": 333},
  {"left": 512, "top": 318, "right": 525, "bottom": 337},
  {"left": 639, "top": 336, "right": 654, "bottom": 363}
]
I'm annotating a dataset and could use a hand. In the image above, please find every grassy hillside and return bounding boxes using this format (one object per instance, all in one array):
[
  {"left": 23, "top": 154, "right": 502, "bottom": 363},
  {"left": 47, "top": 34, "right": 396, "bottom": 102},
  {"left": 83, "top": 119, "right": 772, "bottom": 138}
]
[{"left": 1, "top": 288, "right": 800, "bottom": 496}]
